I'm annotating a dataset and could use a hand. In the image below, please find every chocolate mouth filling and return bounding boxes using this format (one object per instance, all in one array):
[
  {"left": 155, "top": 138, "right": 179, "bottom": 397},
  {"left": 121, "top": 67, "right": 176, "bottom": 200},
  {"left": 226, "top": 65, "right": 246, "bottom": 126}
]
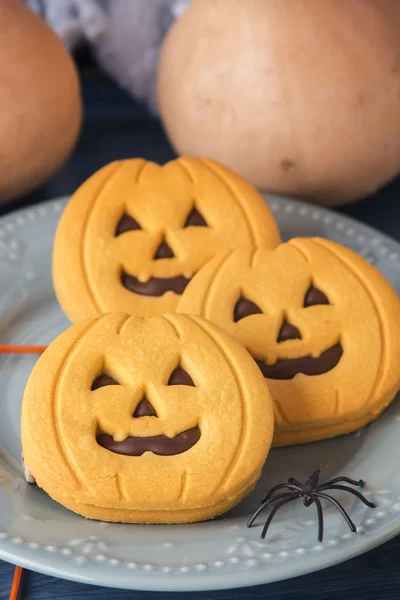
[
  {"left": 121, "top": 270, "right": 191, "bottom": 296},
  {"left": 255, "top": 343, "right": 343, "bottom": 380},
  {"left": 97, "top": 426, "right": 201, "bottom": 456}
]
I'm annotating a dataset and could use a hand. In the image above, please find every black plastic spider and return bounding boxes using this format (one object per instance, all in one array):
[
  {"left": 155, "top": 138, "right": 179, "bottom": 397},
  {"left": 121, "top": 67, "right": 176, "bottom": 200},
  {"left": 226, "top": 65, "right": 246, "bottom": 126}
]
[{"left": 247, "top": 469, "right": 376, "bottom": 542}]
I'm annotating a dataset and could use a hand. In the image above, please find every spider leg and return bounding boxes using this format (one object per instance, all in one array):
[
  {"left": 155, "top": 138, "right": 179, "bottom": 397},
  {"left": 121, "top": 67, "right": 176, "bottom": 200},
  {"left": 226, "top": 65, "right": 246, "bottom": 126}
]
[
  {"left": 315, "top": 492, "right": 357, "bottom": 534},
  {"left": 261, "top": 496, "right": 298, "bottom": 539},
  {"left": 247, "top": 492, "right": 299, "bottom": 528},
  {"left": 303, "top": 495, "right": 315, "bottom": 508},
  {"left": 288, "top": 478, "right": 307, "bottom": 491},
  {"left": 319, "top": 476, "right": 364, "bottom": 488},
  {"left": 317, "top": 484, "right": 376, "bottom": 508},
  {"left": 314, "top": 496, "right": 324, "bottom": 542},
  {"left": 261, "top": 483, "right": 302, "bottom": 504}
]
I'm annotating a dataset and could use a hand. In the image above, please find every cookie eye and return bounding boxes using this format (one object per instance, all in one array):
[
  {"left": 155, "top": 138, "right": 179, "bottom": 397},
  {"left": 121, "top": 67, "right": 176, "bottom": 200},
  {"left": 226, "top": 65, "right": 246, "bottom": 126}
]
[
  {"left": 91, "top": 374, "right": 120, "bottom": 391},
  {"left": 233, "top": 296, "right": 263, "bottom": 322},
  {"left": 184, "top": 207, "right": 208, "bottom": 227},
  {"left": 115, "top": 213, "right": 142, "bottom": 236},
  {"left": 168, "top": 366, "right": 195, "bottom": 386},
  {"left": 304, "top": 286, "right": 330, "bottom": 307}
]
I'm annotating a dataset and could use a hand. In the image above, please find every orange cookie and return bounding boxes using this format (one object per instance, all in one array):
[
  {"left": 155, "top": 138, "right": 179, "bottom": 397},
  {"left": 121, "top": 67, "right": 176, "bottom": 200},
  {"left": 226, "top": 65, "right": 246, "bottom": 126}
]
[
  {"left": 21, "top": 312, "right": 273, "bottom": 523},
  {"left": 53, "top": 157, "right": 280, "bottom": 321},
  {"left": 178, "top": 239, "right": 400, "bottom": 446}
]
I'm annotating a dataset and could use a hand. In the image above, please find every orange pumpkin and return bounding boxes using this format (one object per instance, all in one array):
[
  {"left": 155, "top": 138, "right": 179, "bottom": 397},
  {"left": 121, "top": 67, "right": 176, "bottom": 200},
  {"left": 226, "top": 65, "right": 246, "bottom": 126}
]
[
  {"left": 0, "top": 0, "right": 81, "bottom": 202},
  {"left": 158, "top": 0, "right": 400, "bottom": 205}
]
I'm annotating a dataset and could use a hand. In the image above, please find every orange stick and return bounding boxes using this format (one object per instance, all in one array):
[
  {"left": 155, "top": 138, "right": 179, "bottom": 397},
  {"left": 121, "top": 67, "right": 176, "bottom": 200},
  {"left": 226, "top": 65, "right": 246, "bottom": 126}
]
[
  {"left": 0, "top": 345, "right": 47, "bottom": 354},
  {"left": 9, "top": 566, "right": 23, "bottom": 600},
  {"left": 4, "top": 348, "right": 46, "bottom": 597}
]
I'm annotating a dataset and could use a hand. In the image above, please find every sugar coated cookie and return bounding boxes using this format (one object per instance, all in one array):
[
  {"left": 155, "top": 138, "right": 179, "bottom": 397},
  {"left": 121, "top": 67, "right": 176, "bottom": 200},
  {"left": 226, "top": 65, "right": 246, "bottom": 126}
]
[
  {"left": 53, "top": 157, "right": 280, "bottom": 322},
  {"left": 21, "top": 312, "right": 273, "bottom": 523},
  {"left": 178, "top": 239, "right": 400, "bottom": 446}
]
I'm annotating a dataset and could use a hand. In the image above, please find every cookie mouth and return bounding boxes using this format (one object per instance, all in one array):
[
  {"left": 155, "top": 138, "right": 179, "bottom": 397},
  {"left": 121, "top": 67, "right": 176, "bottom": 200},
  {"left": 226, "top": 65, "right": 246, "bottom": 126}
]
[
  {"left": 255, "top": 342, "right": 343, "bottom": 380},
  {"left": 97, "top": 426, "right": 201, "bottom": 456},
  {"left": 121, "top": 270, "right": 191, "bottom": 297}
]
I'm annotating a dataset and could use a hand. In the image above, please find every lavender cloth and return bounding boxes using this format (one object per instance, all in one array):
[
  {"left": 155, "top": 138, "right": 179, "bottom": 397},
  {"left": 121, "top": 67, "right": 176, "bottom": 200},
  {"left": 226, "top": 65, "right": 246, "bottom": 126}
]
[{"left": 24, "top": 0, "right": 190, "bottom": 114}]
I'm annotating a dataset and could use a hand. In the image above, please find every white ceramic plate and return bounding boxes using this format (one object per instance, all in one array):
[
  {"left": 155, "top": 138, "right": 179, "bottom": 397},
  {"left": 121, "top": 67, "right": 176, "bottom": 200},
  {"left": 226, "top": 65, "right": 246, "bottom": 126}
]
[{"left": 0, "top": 196, "right": 400, "bottom": 592}]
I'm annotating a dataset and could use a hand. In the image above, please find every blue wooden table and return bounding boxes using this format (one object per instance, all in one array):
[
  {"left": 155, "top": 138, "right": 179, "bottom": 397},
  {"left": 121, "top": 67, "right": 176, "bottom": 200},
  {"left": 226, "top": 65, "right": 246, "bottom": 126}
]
[{"left": 1, "top": 68, "right": 400, "bottom": 599}]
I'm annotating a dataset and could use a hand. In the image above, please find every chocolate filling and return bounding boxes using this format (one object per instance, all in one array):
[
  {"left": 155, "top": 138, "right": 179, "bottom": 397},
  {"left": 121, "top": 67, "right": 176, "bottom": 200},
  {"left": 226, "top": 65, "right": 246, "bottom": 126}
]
[
  {"left": 304, "top": 286, "right": 330, "bottom": 307},
  {"left": 154, "top": 240, "right": 175, "bottom": 259},
  {"left": 121, "top": 271, "right": 191, "bottom": 296},
  {"left": 92, "top": 373, "right": 119, "bottom": 390},
  {"left": 255, "top": 343, "right": 343, "bottom": 380},
  {"left": 97, "top": 426, "right": 201, "bottom": 456},
  {"left": 184, "top": 207, "right": 208, "bottom": 227},
  {"left": 168, "top": 366, "right": 195, "bottom": 386},
  {"left": 233, "top": 297, "right": 262, "bottom": 322},
  {"left": 277, "top": 321, "right": 302, "bottom": 342},
  {"left": 115, "top": 213, "right": 141, "bottom": 235},
  {"left": 133, "top": 398, "right": 157, "bottom": 418}
]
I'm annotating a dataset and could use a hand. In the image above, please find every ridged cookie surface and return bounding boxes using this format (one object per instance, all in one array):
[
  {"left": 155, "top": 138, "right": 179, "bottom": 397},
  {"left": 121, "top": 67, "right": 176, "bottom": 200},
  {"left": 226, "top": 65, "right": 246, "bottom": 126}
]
[
  {"left": 178, "top": 239, "right": 400, "bottom": 446},
  {"left": 21, "top": 312, "right": 273, "bottom": 523},
  {"left": 53, "top": 157, "right": 280, "bottom": 321}
]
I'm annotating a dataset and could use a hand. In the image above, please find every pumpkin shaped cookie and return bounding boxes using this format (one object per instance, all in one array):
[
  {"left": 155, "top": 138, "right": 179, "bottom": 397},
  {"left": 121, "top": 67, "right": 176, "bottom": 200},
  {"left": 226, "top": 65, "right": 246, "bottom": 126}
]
[
  {"left": 21, "top": 312, "right": 273, "bottom": 523},
  {"left": 53, "top": 157, "right": 280, "bottom": 322},
  {"left": 178, "top": 239, "right": 400, "bottom": 446}
]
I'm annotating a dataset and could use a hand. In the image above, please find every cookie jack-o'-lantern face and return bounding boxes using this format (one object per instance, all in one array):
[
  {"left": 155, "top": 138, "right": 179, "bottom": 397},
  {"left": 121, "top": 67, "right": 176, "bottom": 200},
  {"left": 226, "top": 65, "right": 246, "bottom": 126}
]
[
  {"left": 178, "top": 238, "right": 400, "bottom": 446},
  {"left": 21, "top": 313, "right": 273, "bottom": 523},
  {"left": 53, "top": 157, "right": 280, "bottom": 322}
]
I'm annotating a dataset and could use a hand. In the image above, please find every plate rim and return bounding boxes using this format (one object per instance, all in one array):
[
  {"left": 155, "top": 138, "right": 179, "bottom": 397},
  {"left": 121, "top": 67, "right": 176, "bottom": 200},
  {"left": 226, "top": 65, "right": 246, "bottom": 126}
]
[{"left": 1, "top": 520, "right": 400, "bottom": 592}]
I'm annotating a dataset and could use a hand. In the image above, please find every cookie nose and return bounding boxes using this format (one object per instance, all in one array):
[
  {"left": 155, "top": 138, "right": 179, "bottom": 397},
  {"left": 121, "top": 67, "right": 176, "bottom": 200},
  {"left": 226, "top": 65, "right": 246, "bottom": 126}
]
[
  {"left": 154, "top": 238, "right": 174, "bottom": 259},
  {"left": 277, "top": 320, "right": 302, "bottom": 342},
  {"left": 133, "top": 397, "right": 158, "bottom": 418}
]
